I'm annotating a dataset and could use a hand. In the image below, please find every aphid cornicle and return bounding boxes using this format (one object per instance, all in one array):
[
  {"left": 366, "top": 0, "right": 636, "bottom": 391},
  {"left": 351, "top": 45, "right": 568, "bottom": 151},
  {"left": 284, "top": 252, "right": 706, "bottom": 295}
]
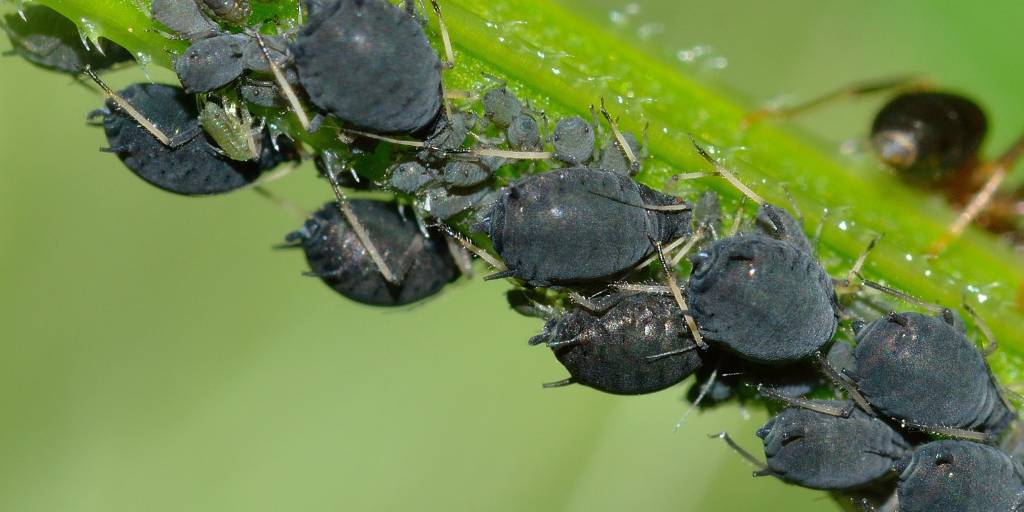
[
  {"left": 292, "top": 0, "right": 443, "bottom": 135},
  {"left": 530, "top": 293, "right": 703, "bottom": 395},
  {"left": 687, "top": 204, "right": 839, "bottom": 364},
  {"left": 477, "top": 167, "right": 692, "bottom": 287},
  {"left": 2, "top": 5, "right": 133, "bottom": 74},
  {"left": 850, "top": 310, "right": 1014, "bottom": 434},
  {"left": 896, "top": 440, "right": 1024, "bottom": 512},
  {"left": 286, "top": 200, "right": 460, "bottom": 306},
  {"left": 756, "top": 400, "right": 911, "bottom": 491},
  {"left": 94, "top": 83, "right": 291, "bottom": 196}
]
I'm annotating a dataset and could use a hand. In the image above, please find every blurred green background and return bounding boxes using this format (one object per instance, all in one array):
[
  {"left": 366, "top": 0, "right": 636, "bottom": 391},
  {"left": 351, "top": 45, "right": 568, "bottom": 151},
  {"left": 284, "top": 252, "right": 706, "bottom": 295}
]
[{"left": 1, "top": 1, "right": 1022, "bottom": 511}]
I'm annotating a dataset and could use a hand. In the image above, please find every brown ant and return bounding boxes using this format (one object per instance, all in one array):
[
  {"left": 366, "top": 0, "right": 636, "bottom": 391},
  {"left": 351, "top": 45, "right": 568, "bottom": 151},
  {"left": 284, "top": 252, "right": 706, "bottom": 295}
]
[{"left": 744, "top": 77, "right": 1024, "bottom": 256}]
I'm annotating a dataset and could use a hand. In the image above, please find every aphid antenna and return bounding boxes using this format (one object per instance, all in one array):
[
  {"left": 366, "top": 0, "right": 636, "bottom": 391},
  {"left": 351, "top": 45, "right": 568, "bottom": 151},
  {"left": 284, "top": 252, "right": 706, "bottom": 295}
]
[
  {"left": 431, "top": 222, "right": 508, "bottom": 272},
  {"left": 673, "top": 363, "right": 719, "bottom": 432},
  {"left": 251, "top": 185, "right": 309, "bottom": 221},
  {"left": 320, "top": 158, "right": 400, "bottom": 285},
  {"left": 816, "top": 352, "right": 876, "bottom": 416},
  {"left": 854, "top": 272, "right": 944, "bottom": 313},
  {"left": 611, "top": 282, "right": 672, "bottom": 295},
  {"left": 708, "top": 432, "right": 771, "bottom": 474},
  {"left": 670, "top": 227, "right": 706, "bottom": 266},
  {"left": 780, "top": 184, "right": 804, "bottom": 226},
  {"left": 599, "top": 97, "right": 641, "bottom": 174},
  {"left": 726, "top": 196, "right": 749, "bottom": 236},
  {"left": 962, "top": 297, "right": 998, "bottom": 356},
  {"left": 741, "top": 75, "right": 927, "bottom": 128},
  {"left": 755, "top": 383, "right": 854, "bottom": 417},
  {"left": 342, "top": 128, "right": 554, "bottom": 160},
  {"left": 667, "top": 171, "right": 719, "bottom": 183},
  {"left": 930, "top": 131, "right": 1024, "bottom": 255},
  {"left": 633, "top": 230, "right": 693, "bottom": 270},
  {"left": 900, "top": 421, "right": 992, "bottom": 444},
  {"left": 810, "top": 208, "right": 830, "bottom": 256},
  {"left": 428, "top": 0, "right": 455, "bottom": 68},
  {"left": 82, "top": 66, "right": 187, "bottom": 147},
  {"left": 689, "top": 135, "right": 765, "bottom": 206},
  {"left": 252, "top": 31, "right": 311, "bottom": 131},
  {"left": 542, "top": 377, "right": 575, "bottom": 389},
  {"left": 837, "top": 234, "right": 882, "bottom": 291},
  {"left": 650, "top": 234, "right": 706, "bottom": 349}
]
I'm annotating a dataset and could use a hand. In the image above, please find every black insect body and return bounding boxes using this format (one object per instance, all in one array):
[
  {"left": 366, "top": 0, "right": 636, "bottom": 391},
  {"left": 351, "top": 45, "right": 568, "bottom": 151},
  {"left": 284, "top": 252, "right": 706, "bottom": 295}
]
[
  {"left": 896, "top": 440, "right": 1024, "bottom": 512},
  {"left": 174, "top": 34, "right": 247, "bottom": 93},
  {"left": 530, "top": 293, "right": 703, "bottom": 395},
  {"left": 442, "top": 160, "right": 491, "bottom": 188},
  {"left": 196, "top": 0, "right": 252, "bottom": 25},
  {"left": 423, "top": 184, "right": 496, "bottom": 221},
  {"left": 292, "top": 0, "right": 443, "bottom": 134},
  {"left": 96, "top": 83, "right": 287, "bottom": 195},
  {"left": 551, "top": 116, "right": 596, "bottom": 165},
  {"left": 2, "top": 6, "right": 133, "bottom": 73},
  {"left": 506, "top": 113, "right": 542, "bottom": 150},
  {"left": 152, "top": 0, "right": 221, "bottom": 40},
  {"left": 757, "top": 401, "right": 911, "bottom": 490},
  {"left": 482, "top": 86, "right": 523, "bottom": 128},
  {"left": 479, "top": 167, "right": 692, "bottom": 287},
  {"left": 871, "top": 92, "right": 987, "bottom": 184},
  {"left": 287, "top": 200, "right": 460, "bottom": 306},
  {"left": 388, "top": 161, "right": 438, "bottom": 194},
  {"left": 687, "top": 204, "right": 839, "bottom": 364},
  {"left": 850, "top": 311, "right": 1014, "bottom": 434}
]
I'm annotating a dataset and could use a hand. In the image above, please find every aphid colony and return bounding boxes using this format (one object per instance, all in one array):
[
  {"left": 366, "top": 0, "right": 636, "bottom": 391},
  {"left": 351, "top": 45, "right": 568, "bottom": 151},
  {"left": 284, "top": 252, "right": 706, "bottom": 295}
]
[{"left": 4, "top": 1, "right": 1021, "bottom": 510}]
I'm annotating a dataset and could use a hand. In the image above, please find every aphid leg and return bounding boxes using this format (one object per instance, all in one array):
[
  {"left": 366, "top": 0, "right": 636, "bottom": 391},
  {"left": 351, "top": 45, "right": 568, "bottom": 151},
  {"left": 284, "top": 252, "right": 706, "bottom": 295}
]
[
  {"left": 599, "top": 98, "right": 641, "bottom": 174},
  {"left": 567, "top": 291, "right": 602, "bottom": 312},
  {"left": 741, "top": 75, "right": 926, "bottom": 128},
  {"left": 780, "top": 184, "right": 804, "bottom": 226},
  {"left": 633, "top": 231, "right": 690, "bottom": 270},
  {"left": 728, "top": 196, "right": 748, "bottom": 236},
  {"left": 816, "top": 352, "right": 876, "bottom": 415},
  {"left": 930, "top": 132, "right": 1024, "bottom": 254},
  {"left": 542, "top": 377, "right": 576, "bottom": 389},
  {"left": 428, "top": 0, "right": 455, "bottom": 68},
  {"left": 83, "top": 66, "right": 192, "bottom": 147},
  {"left": 611, "top": 282, "right": 672, "bottom": 294},
  {"left": 856, "top": 274, "right": 943, "bottom": 313},
  {"left": 670, "top": 227, "right": 706, "bottom": 266},
  {"left": 645, "top": 345, "right": 698, "bottom": 362},
  {"left": 689, "top": 136, "right": 765, "bottom": 205},
  {"left": 810, "top": 208, "right": 830, "bottom": 256},
  {"left": 252, "top": 32, "right": 311, "bottom": 131},
  {"left": 962, "top": 299, "right": 997, "bottom": 355},
  {"left": 432, "top": 222, "right": 508, "bottom": 272},
  {"left": 708, "top": 432, "right": 770, "bottom": 473},
  {"left": 835, "top": 235, "right": 882, "bottom": 292},
  {"left": 673, "top": 362, "right": 719, "bottom": 431},
  {"left": 650, "top": 235, "right": 706, "bottom": 349},
  {"left": 756, "top": 384, "right": 853, "bottom": 417},
  {"left": 321, "top": 157, "right": 399, "bottom": 285},
  {"left": 901, "top": 422, "right": 992, "bottom": 443}
]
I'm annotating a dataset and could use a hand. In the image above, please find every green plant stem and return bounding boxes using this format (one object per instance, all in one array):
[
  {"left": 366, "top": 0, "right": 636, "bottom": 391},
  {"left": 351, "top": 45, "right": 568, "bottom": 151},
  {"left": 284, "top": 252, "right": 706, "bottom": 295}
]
[{"left": 25, "top": 0, "right": 1024, "bottom": 382}]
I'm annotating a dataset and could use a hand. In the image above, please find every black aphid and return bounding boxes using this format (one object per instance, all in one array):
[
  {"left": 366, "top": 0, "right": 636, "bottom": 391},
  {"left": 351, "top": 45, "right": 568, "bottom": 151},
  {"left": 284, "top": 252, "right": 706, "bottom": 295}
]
[
  {"left": 896, "top": 440, "right": 1024, "bottom": 512},
  {"left": 388, "top": 161, "right": 438, "bottom": 194},
  {"left": 286, "top": 200, "right": 460, "bottom": 306},
  {"left": 93, "top": 83, "right": 290, "bottom": 195},
  {"left": 442, "top": 160, "right": 491, "bottom": 188},
  {"left": 423, "top": 184, "right": 496, "bottom": 221},
  {"left": 196, "top": 0, "right": 252, "bottom": 25},
  {"left": 2, "top": 5, "right": 133, "bottom": 73},
  {"left": 506, "top": 113, "right": 542, "bottom": 150},
  {"left": 757, "top": 400, "right": 911, "bottom": 490},
  {"left": 478, "top": 167, "right": 692, "bottom": 287},
  {"left": 687, "top": 204, "right": 839, "bottom": 363},
  {"left": 152, "top": 0, "right": 221, "bottom": 40},
  {"left": 482, "top": 85, "right": 522, "bottom": 128},
  {"left": 850, "top": 310, "right": 1014, "bottom": 434},
  {"left": 292, "top": 0, "right": 443, "bottom": 134},
  {"left": 550, "top": 116, "right": 596, "bottom": 165},
  {"left": 529, "top": 293, "right": 703, "bottom": 395}
]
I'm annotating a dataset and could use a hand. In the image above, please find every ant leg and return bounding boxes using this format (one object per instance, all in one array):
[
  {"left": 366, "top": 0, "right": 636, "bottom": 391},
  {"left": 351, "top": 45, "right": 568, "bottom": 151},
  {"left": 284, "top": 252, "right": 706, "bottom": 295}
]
[
  {"left": 252, "top": 33, "right": 311, "bottom": 131},
  {"left": 708, "top": 432, "right": 771, "bottom": 474},
  {"left": 542, "top": 377, "right": 576, "bottom": 389},
  {"left": 756, "top": 384, "right": 854, "bottom": 417},
  {"left": 690, "top": 136, "right": 766, "bottom": 205},
  {"left": 599, "top": 98, "right": 641, "bottom": 175},
  {"left": 320, "top": 154, "right": 399, "bottom": 285},
  {"left": 742, "top": 75, "right": 926, "bottom": 127},
  {"left": 929, "top": 132, "right": 1024, "bottom": 255},
  {"left": 650, "top": 235, "right": 706, "bottom": 349},
  {"left": 83, "top": 67, "right": 194, "bottom": 147}
]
